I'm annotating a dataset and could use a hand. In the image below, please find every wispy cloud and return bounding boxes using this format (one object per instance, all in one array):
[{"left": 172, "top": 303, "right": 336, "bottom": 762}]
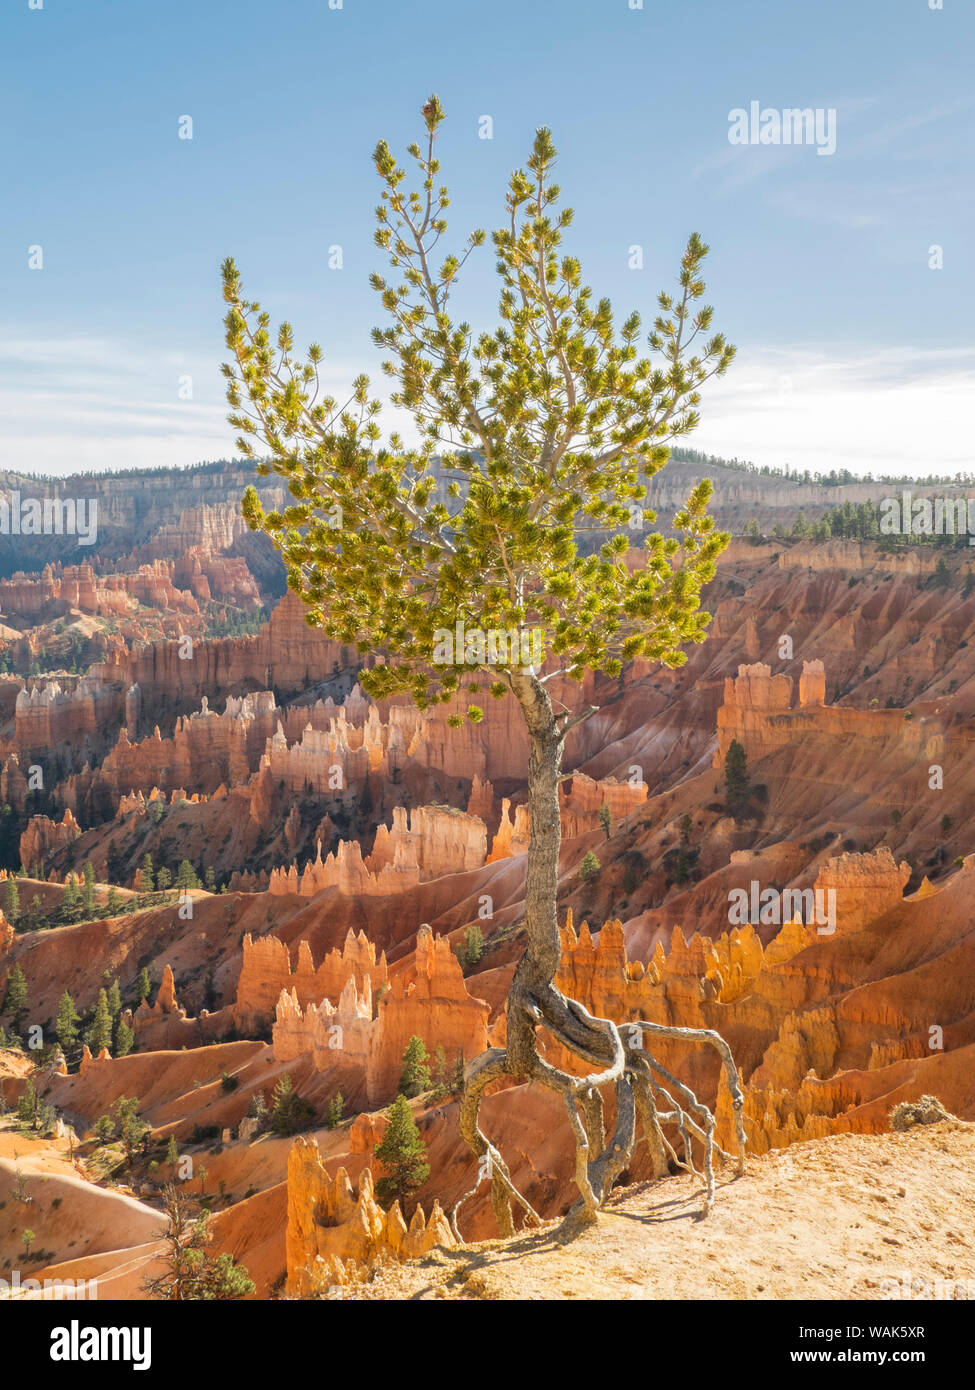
[
  {"left": 694, "top": 344, "right": 975, "bottom": 477},
  {"left": 0, "top": 329, "right": 386, "bottom": 475},
  {"left": 1, "top": 330, "right": 971, "bottom": 482}
]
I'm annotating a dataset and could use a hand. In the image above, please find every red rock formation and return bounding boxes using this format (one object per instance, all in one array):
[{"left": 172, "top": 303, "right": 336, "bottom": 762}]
[
  {"left": 559, "top": 772, "right": 648, "bottom": 838},
  {"left": 20, "top": 809, "right": 80, "bottom": 870},
  {"left": 0, "top": 755, "right": 28, "bottom": 815},
  {"left": 268, "top": 805, "right": 488, "bottom": 899},
  {"left": 466, "top": 774, "right": 495, "bottom": 822},
  {"left": 366, "top": 926, "right": 490, "bottom": 1105},
  {"left": 714, "top": 659, "right": 945, "bottom": 772},
  {"left": 233, "top": 930, "right": 388, "bottom": 1031},
  {"left": 813, "top": 846, "right": 911, "bottom": 935},
  {"left": 12, "top": 677, "right": 122, "bottom": 762},
  {"left": 487, "top": 798, "right": 530, "bottom": 861},
  {"left": 286, "top": 1142, "right": 454, "bottom": 1295},
  {"left": 273, "top": 975, "right": 372, "bottom": 1068},
  {"left": 348, "top": 1110, "right": 389, "bottom": 1154}
]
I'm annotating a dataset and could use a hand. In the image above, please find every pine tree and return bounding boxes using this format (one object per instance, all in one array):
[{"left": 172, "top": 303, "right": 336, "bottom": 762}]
[
  {"left": 430, "top": 1044, "right": 449, "bottom": 1101},
  {"left": 222, "top": 96, "right": 737, "bottom": 1229},
  {"left": 106, "top": 884, "right": 122, "bottom": 916},
  {"left": 107, "top": 977, "right": 122, "bottom": 1019},
  {"left": 374, "top": 1094, "right": 430, "bottom": 1209},
  {"left": 579, "top": 850, "right": 601, "bottom": 882},
  {"left": 135, "top": 967, "right": 152, "bottom": 1007},
  {"left": 457, "top": 924, "right": 484, "bottom": 971},
  {"left": 205, "top": 866, "right": 216, "bottom": 892},
  {"left": 55, "top": 990, "right": 81, "bottom": 1058},
  {"left": 140, "top": 853, "right": 154, "bottom": 893},
  {"left": 269, "top": 1073, "right": 312, "bottom": 1136},
  {"left": 156, "top": 866, "right": 172, "bottom": 891},
  {"left": 4, "top": 876, "right": 19, "bottom": 921},
  {"left": 143, "top": 1183, "right": 255, "bottom": 1300},
  {"left": 397, "top": 1035, "right": 431, "bottom": 1098},
  {"left": 166, "top": 1134, "right": 180, "bottom": 1173},
  {"left": 114, "top": 1017, "right": 135, "bottom": 1058},
  {"left": 724, "top": 738, "right": 751, "bottom": 818},
  {"left": 1, "top": 963, "right": 28, "bottom": 1032},
  {"left": 110, "top": 1097, "right": 149, "bottom": 1164},
  {"left": 82, "top": 861, "right": 96, "bottom": 914},
  {"left": 326, "top": 1092, "right": 344, "bottom": 1128},
  {"left": 106, "top": 838, "right": 123, "bottom": 883},
  {"left": 176, "top": 860, "right": 198, "bottom": 891},
  {"left": 451, "top": 1050, "right": 466, "bottom": 1095},
  {"left": 17, "top": 1078, "right": 40, "bottom": 1129},
  {"left": 88, "top": 988, "right": 113, "bottom": 1054},
  {"left": 598, "top": 804, "right": 612, "bottom": 839},
  {"left": 246, "top": 1090, "right": 269, "bottom": 1128}
]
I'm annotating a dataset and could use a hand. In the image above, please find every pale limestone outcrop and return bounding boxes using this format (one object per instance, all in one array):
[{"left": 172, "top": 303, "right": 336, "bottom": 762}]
[
  {"left": 268, "top": 804, "right": 488, "bottom": 898},
  {"left": 366, "top": 926, "right": 490, "bottom": 1105},
  {"left": 233, "top": 929, "right": 388, "bottom": 1030},
  {"left": 273, "top": 975, "right": 372, "bottom": 1067},
  {"left": 285, "top": 1140, "right": 453, "bottom": 1295},
  {"left": 813, "top": 846, "right": 911, "bottom": 935}
]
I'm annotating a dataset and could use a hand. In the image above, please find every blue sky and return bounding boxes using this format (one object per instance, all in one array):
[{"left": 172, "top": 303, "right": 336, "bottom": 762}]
[{"left": 1, "top": 0, "right": 972, "bottom": 477}]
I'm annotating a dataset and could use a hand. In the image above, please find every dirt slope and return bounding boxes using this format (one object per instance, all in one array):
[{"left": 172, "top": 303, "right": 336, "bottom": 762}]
[{"left": 343, "top": 1120, "right": 975, "bottom": 1300}]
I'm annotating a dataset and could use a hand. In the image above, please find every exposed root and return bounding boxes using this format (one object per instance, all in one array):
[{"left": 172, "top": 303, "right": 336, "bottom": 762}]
[{"left": 455, "top": 989, "right": 749, "bottom": 1239}]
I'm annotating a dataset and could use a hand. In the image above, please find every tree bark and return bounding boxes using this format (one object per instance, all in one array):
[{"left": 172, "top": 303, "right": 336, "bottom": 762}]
[
  {"left": 507, "top": 669, "right": 565, "bottom": 1075},
  {"left": 456, "top": 667, "right": 748, "bottom": 1236}
]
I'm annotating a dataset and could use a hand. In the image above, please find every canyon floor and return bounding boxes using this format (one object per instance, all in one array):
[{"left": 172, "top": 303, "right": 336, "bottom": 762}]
[
  {"left": 342, "top": 1120, "right": 975, "bottom": 1301},
  {"left": 3, "top": 471, "right": 975, "bottom": 1300}
]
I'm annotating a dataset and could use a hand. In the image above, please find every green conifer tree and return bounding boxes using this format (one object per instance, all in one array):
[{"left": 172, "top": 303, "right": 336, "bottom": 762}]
[
  {"left": 135, "top": 967, "right": 152, "bottom": 1007},
  {"left": 143, "top": 1183, "right": 255, "bottom": 1300},
  {"left": 1, "top": 963, "right": 28, "bottom": 1032},
  {"left": 579, "top": 850, "right": 601, "bottom": 882},
  {"left": 114, "top": 1017, "right": 135, "bottom": 1058},
  {"left": 397, "top": 1035, "right": 431, "bottom": 1098},
  {"left": 724, "top": 738, "right": 751, "bottom": 818},
  {"left": 176, "top": 860, "right": 199, "bottom": 891},
  {"left": 55, "top": 990, "right": 81, "bottom": 1059},
  {"left": 82, "top": 861, "right": 96, "bottom": 914},
  {"left": 221, "top": 95, "right": 738, "bottom": 1228},
  {"left": 269, "top": 1073, "right": 312, "bottom": 1136},
  {"left": 88, "top": 988, "right": 113, "bottom": 1055},
  {"left": 373, "top": 1094, "right": 430, "bottom": 1209}
]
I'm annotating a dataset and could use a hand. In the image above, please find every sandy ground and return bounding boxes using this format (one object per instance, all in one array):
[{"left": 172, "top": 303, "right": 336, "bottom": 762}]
[{"left": 340, "top": 1120, "right": 975, "bottom": 1300}]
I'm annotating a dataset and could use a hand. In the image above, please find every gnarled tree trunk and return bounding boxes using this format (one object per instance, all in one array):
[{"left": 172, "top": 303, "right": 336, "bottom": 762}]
[{"left": 455, "top": 668, "right": 748, "bottom": 1240}]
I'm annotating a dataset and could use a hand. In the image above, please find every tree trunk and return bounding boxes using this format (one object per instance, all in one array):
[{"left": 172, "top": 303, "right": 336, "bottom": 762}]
[
  {"left": 507, "top": 669, "right": 565, "bottom": 1075},
  {"left": 455, "top": 668, "right": 749, "bottom": 1238}
]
